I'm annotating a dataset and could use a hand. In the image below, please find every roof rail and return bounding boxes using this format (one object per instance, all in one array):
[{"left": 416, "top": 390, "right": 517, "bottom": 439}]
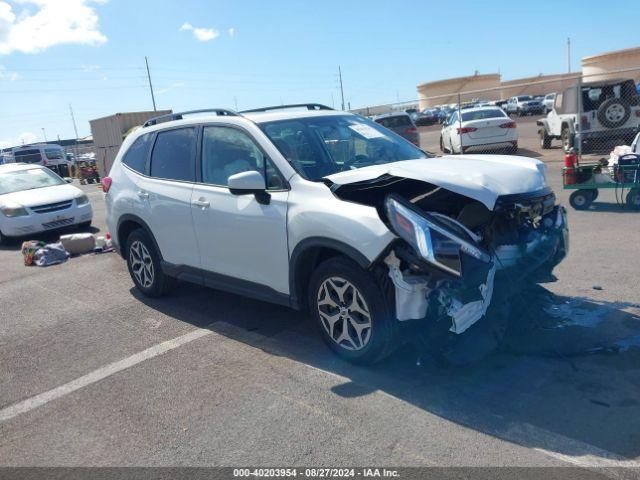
[
  {"left": 142, "top": 108, "right": 239, "bottom": 128},
  {"left": 240, "top": 103, "right": 333, "bottom": 113}
]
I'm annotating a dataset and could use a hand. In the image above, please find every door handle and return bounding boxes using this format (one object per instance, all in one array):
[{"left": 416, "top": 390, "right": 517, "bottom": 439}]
[
  {"left": 137, "top": 190, "right": 149, "bottom": 199},
  {"left": 192, "top": 198, "right": 210, "bottom": 209}
]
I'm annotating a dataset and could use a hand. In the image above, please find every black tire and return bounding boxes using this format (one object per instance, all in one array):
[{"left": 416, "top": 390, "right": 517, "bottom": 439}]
[
  {"left": 0, "top": 230, "right": 6, "bottom": 246},
  {"left": 539, "top": 129, "right": 552, "bottom": 149},
  {"left": 626, "top": 189, "right": 640, "bottom": 210},
  {"left": 308, "top": 256, "right": 396, "bottom": 364},
  {"left": 569, "top": 190, "right": 593, "bottom": 210},
  {"left": 590, "top": 189, "right": 599, "bottom": 201},
  {"left": 439, "top": 136, "right": 445, "bottom": 153},
  {"left": 125, "top": 228, "right": 176, "bottom": 297},
  {"left": 561, "top": 126, "right": 574, "bottom": 153},
  {"left": 597, "top": 98, "right": 631, "bottom": 129}
]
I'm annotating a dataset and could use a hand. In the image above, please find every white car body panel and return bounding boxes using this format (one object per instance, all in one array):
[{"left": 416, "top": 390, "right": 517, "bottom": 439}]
[
  {"left": 191, "top": 183, "right": 290, "bottom": 294},
  {"left": 325, "top": 155, "right": 547, "bottom": 210},
  {"left": 287, "top": 175, "right": 395, "bottom": 265},
  {"left": 0, "top": 166, "right": 92, "bottom": 237}
]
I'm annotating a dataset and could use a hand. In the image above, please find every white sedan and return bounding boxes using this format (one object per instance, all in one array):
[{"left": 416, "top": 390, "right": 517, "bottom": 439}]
[
  {"left": 0, "top": 163, "right": 93, "bottom": 244},
  {"left": 440, "top": 107, "right": 518, "bottom": 154}
]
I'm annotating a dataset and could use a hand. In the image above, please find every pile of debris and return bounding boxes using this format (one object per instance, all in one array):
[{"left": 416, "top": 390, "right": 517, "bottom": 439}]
[{"left": 21, "top": 233, "right": 113, "bottom": 267}]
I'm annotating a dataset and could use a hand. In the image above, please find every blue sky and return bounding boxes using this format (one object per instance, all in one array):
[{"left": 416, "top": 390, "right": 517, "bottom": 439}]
[{"left": 0, "top": 0, "right": 638, "bottom": 146}]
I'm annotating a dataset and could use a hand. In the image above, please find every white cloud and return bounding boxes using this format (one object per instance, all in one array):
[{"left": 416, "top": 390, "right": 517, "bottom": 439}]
[
  {"left": 17, "top": 132, "right": 38, "bottom": 145},
  {"left": 0, "top": 64, "right": 18, "bottom": 80},
  {"left": 180, "top": 21, "right": 219, "bottom": 42},
  {"left": 0, "top": 0, "right": 107, "bottom": 55},
  {"left": 228, "top": 27, "right": 234, "bottom": 38},
  {"left": 0, "top": 139, "right": 11, "bottom": 148}
]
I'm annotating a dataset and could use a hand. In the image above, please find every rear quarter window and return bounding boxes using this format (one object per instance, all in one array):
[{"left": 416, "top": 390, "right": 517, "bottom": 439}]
[
  {"left": 149, "top": 128, "right": 197, "bottom": 182},
  {"left": 122, "top": 133, "right": 154, "bottom": 174}
]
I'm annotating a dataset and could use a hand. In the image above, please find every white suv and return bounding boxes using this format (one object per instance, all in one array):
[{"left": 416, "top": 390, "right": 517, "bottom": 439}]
[{"left": 104, "top": 104, "right": 568, "bottom": 364}]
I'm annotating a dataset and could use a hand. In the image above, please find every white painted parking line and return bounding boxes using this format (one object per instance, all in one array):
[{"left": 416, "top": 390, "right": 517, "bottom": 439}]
[{"left": 0, "top": 328, "right": 212, "bottom": 423}]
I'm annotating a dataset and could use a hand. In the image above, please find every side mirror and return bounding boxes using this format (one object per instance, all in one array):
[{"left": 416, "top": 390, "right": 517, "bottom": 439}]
[
  {"left": 228, "top": 170, "right": 266, "bottom": 194},
  {"left": 64, "top": 177, "right": 73, "bottom": 183}
]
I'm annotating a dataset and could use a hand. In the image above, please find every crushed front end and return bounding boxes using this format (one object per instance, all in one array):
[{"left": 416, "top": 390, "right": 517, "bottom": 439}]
[{"left": 380, "top": 188, "right": 568, "bottom": 360}]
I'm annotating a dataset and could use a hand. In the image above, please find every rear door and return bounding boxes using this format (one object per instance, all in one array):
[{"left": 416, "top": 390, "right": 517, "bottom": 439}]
[{"left": 135, "top": 126, "right": 200, "bottom": 268}]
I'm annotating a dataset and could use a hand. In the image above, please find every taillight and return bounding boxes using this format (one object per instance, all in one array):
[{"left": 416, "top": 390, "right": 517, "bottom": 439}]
[
  {"left": 405, "top": 127, "right": 417, "bottom": 134},
  {"left": 457, "top": 127, "right": 477, "bottom": 134},
  {"left": 499, "top": 121, "right": 517, "bottom": 129},
  {"left": 101, "top": 177, "right": 112, "bottom": 193}
]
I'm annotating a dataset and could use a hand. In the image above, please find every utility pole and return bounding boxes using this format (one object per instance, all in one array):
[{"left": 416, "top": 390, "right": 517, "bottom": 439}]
[
  {"left": 567, "top": 37, "right": 571, "bottom": 73},
  {"left": 338, "top": 66, "right": 345, "bottom": 111},
  {"left": 145, "top": 56, "right": 157, "bottom": 111},
  {"left": 233, "top": 96, "right": 238, "bottom": 111},
  {"left": 69, "top": 104, "right": 80, "bottom": 177},
  {"left": 41, "top": 128, "right": 47, "bottom": 143}
]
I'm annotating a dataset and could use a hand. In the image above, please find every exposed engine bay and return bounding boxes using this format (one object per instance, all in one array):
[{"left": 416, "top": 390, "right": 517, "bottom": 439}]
[{"left": 328, "top": 175, "right": 569, "bottom": 338}]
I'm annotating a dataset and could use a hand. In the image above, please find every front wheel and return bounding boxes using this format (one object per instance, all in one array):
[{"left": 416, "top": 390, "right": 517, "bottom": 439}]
[
  {"left": 539, "top": 129, "right": 552, "bottom": 149},
  {"left": 125, "top": 229, "right": 176, "bottom": 297},
  {"left": 308, "top": 256, "right": 396, "bottom": 364}
]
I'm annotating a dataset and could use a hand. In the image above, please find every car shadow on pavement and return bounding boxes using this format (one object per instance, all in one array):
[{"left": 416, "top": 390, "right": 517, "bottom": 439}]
[{"left": 132, "top": 283, "right": 640, "bottom": 460}]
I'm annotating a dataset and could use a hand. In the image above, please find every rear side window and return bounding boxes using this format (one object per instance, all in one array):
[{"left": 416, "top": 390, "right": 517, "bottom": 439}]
[
  {"left": 122, "top": 133, "right": 153, "bottom": 174},
  {"left": 150, "top": 128, "right": 197, "bottom": 181},
  {"left": 14, "top": 149, "right": 42, "bottom": 164}
]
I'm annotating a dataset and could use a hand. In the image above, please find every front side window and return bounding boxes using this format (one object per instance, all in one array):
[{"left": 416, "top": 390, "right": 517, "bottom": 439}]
[
  {"left": 0, "top": 167, "right": 65, "bottom": 195},
  {"left": 44, "top": 148, "right": 64, "bottom": 160},
  {"left": 201, "top": 126, "right": 282, "bottom": 189},
  {"left": 122, "top": 133, "right": 154, "bottom": 174},
  {"left": 150, "top": 128, "right": 196, "bottom": 181},
  {"left": 260, "top": 114, "right": 428, "bottom": 181}
]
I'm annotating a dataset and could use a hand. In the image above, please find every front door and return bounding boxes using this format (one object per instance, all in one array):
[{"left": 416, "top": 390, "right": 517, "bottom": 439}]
[{"left": 191, "top": 124, "right": 290, "bottom": 295}]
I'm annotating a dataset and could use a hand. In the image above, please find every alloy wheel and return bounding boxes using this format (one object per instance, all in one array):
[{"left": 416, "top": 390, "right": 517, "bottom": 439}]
[
  {"left": 316, "top": 276, "right": 372, "bottom": 351},
  {"left": 129, "top": 240, "right": 154, "bottom": 288}
]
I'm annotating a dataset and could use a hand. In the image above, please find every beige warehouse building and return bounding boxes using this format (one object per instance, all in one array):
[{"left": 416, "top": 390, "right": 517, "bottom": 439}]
[
  {"left": 582, "top": 46, "right": 640, "bottom": 83},
  {"left": 416, "top": 46, "right": 640, "bottom": 108},
  {"left": 417, "top": 73, "right": 501, "bottom": 109}
]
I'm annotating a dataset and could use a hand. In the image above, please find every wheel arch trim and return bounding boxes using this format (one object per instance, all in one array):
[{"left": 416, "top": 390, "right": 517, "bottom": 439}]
[{"left": 116, "top": 214, "right": 163, "bottom": 261}]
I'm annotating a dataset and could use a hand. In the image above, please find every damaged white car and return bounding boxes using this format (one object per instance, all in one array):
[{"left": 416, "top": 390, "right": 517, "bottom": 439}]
[{"left": 104, "top": 104, "right": 569, "bottom": 364}]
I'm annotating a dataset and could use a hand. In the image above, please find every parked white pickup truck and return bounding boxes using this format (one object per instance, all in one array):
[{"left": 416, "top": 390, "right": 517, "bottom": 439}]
[{"left": 537, "top": 78, "right": 640, "bottom": 153}]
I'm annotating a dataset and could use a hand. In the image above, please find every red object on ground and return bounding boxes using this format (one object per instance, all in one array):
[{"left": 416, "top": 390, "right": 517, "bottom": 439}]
[{"left": 564, "top": 152, "right": 577, "bottom": 185}]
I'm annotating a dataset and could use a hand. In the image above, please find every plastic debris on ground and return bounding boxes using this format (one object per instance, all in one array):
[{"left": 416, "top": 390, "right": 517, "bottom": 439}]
[{"left": 59, "top": 233, "right": 96, "bottom": 255}]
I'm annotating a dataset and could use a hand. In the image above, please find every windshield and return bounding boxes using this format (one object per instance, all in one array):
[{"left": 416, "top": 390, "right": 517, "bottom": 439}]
[
  {"left": 461, "top": 109, "right": 507, "bottom": 121},
  {"left": 0, "top": 167, "right": 65, "bottom": 195},
  {"left": 517, "top": 96, "right": 533, "bottom": 101},
  {"left": 45, "top": 148, "right": 64, "bottom": 160},
  {"left": 260, "top": 115, "right": 429, "bottom": 181}
]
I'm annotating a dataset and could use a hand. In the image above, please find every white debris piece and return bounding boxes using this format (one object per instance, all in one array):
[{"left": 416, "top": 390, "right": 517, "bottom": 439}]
[
  {"left": 448, "top": 264, "right": 496, "bottom": 334},
  {"left": 384, "top": 251, "right": 430, "bottom": 321}
]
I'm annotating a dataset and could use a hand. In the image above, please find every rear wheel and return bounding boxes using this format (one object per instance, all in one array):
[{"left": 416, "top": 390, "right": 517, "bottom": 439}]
[
  {"left": 569, "top": 189, "right": 593, "bottom": 210},
  {"left": 439, "top": 136, "right": 446, "bottom": 153},
  {"left": 308, "top": 256, "right": 396, "bottom": 364},
  {"left": 626, "top": 189, "right": 640, "bottom": 210},
  {"left": 125, "top": 229, "right": 176, "bottom": 297},
  {"left": 539, "top": 129, "right": 552, "bottom": 149}
]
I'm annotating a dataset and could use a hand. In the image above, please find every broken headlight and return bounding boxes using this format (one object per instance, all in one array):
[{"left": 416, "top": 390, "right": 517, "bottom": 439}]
[{"left": 385, "top": 195, "right": 491, "bottom": 277}]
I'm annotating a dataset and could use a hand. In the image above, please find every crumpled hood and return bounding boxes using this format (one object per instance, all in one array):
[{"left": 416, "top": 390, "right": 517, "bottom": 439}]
[
  {"left": 0, "top": 183, "right": 83, "bottom": 208},
  {"left": 324, "top": 154, "right": 548, "bottom": 210}
]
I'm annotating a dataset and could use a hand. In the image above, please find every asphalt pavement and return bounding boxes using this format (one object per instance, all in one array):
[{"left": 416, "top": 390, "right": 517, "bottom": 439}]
[{"left": 1, "top": 122, "right": 639, "bottom": 475}]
